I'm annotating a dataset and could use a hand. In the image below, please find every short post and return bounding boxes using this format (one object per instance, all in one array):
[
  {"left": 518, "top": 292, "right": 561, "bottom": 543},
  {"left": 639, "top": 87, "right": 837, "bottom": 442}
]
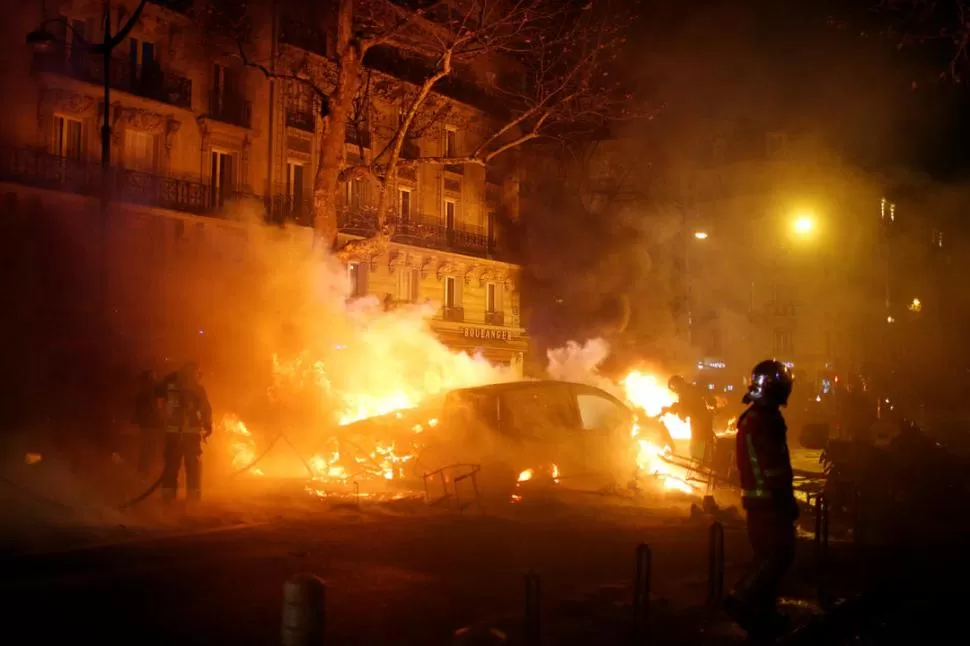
[
  {"left": 815, "top": 494, "right": 830, "bottom": 609},
  {"left": 282, "top": 573, "right": 326, "bottom": 646},
  {"left": 524, "top": 570, "right": 541, "bottom": 646},
  {"left": 707, "top": 521, "right": 725, "bottom": 606},
  {"left": 632, "top": 543, "right": 652, "bottom": 645}
]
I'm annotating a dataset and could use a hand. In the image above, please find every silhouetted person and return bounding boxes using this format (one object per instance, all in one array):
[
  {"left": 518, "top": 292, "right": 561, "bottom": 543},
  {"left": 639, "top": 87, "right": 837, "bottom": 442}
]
[
  {"left": 662, "top": 375, "right": 717, "bottom": 463},
  {"left": 156, "top": 362, "right": 212, "bottom": 503},
  {"left": 133, "top": 370, "right": 162, "bottom": 477},
  {"left": 724, "top": 360, "right": 797, "bottom": 641}
]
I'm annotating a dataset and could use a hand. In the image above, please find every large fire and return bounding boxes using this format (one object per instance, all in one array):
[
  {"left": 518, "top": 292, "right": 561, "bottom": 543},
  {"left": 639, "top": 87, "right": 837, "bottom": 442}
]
[{"left": 214, "top": 232, "right": 714, "bottom": 499}]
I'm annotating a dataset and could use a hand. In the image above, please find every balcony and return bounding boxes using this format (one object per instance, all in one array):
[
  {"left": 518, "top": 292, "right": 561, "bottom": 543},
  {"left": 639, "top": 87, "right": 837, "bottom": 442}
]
[
  {"left": 346, "top": 128, "right": 371, "bottom": 149},
  {"left": 0, "top": 145, "right": 210, "bottom": 214},
  {"left": 444, "top": 163, "right": 464, "bottom": 175},
  {"left": 286, "top": 108, "right": 315, "bottom": 133},
  {"left": 485, "top": 311, "right": 505, "bottom": 326},
  {"left": 32, "top": 46, "right": 192, "bottom": 109},
  {"left": 387, "top": 214, "right": 490, "bottom": 258},
  {"left": 442, "top": 306, "right": 465, "bottom": 322},
  {"left": 209, "top": 93, "right": 252, "bottom": 129},
  {"left": 267, "top": 194, "right": 313, "bottom": 227}
]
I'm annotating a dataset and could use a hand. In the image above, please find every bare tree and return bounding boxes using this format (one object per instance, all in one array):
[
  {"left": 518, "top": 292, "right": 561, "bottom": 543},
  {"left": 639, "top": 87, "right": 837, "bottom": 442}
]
[{"left": 197, "top": 0, "right": 640, "bottom": 255}]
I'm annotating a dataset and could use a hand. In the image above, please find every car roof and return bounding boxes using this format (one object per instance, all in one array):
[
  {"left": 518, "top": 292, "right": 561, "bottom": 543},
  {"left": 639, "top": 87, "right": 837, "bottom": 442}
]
[{"left": 449, "top": 379, "right": 624, "bottom": 402}]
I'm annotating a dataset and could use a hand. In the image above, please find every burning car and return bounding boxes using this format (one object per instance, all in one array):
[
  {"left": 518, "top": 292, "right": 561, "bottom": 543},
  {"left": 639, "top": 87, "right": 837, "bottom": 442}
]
[{"left": 336, "top": 380, "right": 654, "bottom": 497}]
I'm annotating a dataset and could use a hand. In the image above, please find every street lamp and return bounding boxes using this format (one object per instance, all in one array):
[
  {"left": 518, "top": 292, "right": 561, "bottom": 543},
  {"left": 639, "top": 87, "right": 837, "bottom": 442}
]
[
  {"left": 27, "top": 0, "right": 149, "bottom": 217},
  {"left": 792, "top": 211, "right": 816, "bottom": 237},
  {"left": 694, "top": 231, "right": 709, "bottom": 240}
]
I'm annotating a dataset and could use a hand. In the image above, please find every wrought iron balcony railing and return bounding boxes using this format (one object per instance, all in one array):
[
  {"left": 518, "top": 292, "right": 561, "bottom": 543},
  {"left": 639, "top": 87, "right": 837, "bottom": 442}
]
[
  {"left": 32, "top": 46, "right": 192, "bottom": 109},
  {"left": 0, "top": 145, "right": 211, "bottom": 214},
  {"left": 386, "top": 214, "right": 490, "bottom": 257},
  {"left": 286, "top": 108, "right": 315, "bottom": 133},
  {"left": 442, "top": 306, "right": 465, "bottom": 322},
  {"left": 485, "top": 311, "right": 505, "bottom": 326},
  {"left": 267, "top": 194, "right": 313, "bottom": 226}
]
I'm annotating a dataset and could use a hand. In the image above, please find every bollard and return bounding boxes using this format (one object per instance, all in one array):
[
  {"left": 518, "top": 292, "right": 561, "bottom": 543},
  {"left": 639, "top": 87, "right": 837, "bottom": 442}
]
[
  {"left": 524, "top": 571, "right": 541, "bottom": 646},
  {"left": 632, "top": 543, "right": 652, "bottom": 646},
  {"left": 707, "top": 521, "right": 725, "bottom": 606},
  {"left": 282, "top": 573, "right": 327, "bottom": 646},
  {"left": 815, "top": 494, "right": 830, "bottom": 609}
]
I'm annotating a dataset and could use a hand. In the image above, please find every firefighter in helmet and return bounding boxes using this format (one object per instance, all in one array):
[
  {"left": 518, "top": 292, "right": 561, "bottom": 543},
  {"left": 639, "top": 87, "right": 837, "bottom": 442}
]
[
  {"left": 661, "top": 375, "right": 717, "bottom": 463},
  {"left": 724, "top": 360, "right": 797, "bottom": 640},
  {"left": 156, "top": 361, "right": 213, "bottom": 503}
]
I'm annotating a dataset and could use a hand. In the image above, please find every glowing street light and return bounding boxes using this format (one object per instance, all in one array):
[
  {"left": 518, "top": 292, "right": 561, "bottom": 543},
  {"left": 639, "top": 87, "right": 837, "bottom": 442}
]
[
  {"left": 694, "top": 231, "right": 709, "bottom": 240},
  {"left": 908, "top": 298, "right": 922, "bottom": 313},
  {"left": 792, "top": 212, "right": 816, "bottom": 237}
]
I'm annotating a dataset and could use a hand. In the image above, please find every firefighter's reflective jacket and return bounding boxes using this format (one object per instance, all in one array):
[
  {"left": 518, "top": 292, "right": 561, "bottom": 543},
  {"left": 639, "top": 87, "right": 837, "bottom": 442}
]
[
  {"left": 735, "top": 405, "right": 795, "bottom": 511},
  {"left": 155, "top": 373, "right": 213, "bottom": 435}
]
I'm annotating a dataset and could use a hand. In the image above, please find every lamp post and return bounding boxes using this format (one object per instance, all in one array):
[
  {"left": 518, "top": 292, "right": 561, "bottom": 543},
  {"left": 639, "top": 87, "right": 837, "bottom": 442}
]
[
  {"left": 27, "top": 0, "right": 149, "bottom": 363},
  {"left": 27, "top": 0, "right": 149, "bottom": 218},
  {"left": 681, "top": 205, "right": 709, "bottom": 350}
]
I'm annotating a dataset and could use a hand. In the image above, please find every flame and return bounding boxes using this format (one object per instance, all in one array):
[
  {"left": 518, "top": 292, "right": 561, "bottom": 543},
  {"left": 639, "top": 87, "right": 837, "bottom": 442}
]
[
  {"left": 621, "top": 370, "right": 692, "bottom": 441},
  {"left": 517, "top": 468, "right": 534, "bottom": 482},
  {"left": 223, "top": 413, "right": 264, "bottom": 476},
  {"left": 551, "top": 463, "right": 560, "bottom": 484}
]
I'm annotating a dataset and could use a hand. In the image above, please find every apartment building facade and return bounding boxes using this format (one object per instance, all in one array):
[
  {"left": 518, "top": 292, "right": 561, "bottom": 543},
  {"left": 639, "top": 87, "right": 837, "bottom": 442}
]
[{"left": 0, "top": 0, "right": 527, "bottom": 371}]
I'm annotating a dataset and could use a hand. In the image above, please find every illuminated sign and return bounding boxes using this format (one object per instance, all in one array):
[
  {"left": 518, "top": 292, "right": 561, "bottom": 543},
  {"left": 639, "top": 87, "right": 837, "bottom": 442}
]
[
  {"left": 460, "top": 327, "right": 515, "bottom": 342},
  {"left": 697, "top": 360, "right": 726, "bottom": 370}
]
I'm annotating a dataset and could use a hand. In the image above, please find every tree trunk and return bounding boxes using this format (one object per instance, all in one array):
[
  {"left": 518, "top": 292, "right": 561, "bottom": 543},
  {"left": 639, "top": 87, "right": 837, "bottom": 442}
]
[{"left": 312, "top": 0, "right": 362, "bottom": 249}]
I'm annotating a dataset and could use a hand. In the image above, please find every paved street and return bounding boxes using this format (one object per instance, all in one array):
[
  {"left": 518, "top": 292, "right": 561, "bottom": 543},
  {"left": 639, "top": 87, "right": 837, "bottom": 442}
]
[{"left": 0, "top": 489, "right": 768, "bottom": 646}]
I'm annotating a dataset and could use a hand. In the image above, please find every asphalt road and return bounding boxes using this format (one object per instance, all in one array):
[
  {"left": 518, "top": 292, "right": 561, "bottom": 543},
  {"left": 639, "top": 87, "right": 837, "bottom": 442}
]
[{"left": 0, "top": 493, "right": 763, "bottom": 646}]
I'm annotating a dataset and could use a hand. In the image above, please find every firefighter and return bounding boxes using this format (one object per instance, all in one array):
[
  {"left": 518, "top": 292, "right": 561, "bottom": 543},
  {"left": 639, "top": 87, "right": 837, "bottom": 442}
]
[
  {"left": 133, "top": 370, "right": 162, "bottom": 477},
  {"left": 724, "top": 359, "right": 797, "bottom": 640},
  {"left": 662, "top": 375, "right": 717, "bottom": 464},
  {"left": 156, "top": 362, "right": 213, "bottom": 503}
]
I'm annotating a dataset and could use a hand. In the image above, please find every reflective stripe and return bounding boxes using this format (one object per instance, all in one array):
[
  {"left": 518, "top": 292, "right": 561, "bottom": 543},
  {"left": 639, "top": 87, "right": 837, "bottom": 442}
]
[{"left": 745, "top": 433, "right": 765, "bottom": 490}]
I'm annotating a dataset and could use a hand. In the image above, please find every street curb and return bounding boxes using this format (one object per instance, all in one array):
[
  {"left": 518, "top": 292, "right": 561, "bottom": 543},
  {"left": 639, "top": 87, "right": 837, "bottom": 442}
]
[{"left": 5, "top": 521, "right": 268, "bottom": 560}]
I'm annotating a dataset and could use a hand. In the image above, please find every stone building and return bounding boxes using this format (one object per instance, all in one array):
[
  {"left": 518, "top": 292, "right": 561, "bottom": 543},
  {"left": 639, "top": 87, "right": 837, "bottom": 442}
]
[{"left": 0, "top": 0, "right": 528, "bottom": 372}]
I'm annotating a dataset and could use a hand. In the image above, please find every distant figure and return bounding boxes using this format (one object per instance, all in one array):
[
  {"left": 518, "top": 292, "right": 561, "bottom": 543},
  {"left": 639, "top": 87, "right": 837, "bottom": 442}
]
[
  {"left": 724, "top": 360, "right": 797, "bottom": 641},
  {"left": 662, "top": 375, "right": 717, "bottom": 463},
  {"left": 156, "top": 362, "right": 213, "bottom": 503},
  {"left": 132, "top": 370, "right": 163, "bottom": 477}
]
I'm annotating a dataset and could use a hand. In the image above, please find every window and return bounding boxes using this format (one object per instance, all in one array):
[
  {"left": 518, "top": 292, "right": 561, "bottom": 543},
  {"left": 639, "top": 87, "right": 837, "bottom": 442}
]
[
  {"left": 444, "top": 276, "right": 457, "bottom": 308},
  {"left": 209, "top": 150, "right": 234, "bottom": 209},
  {"left": 211, "top": 63, "right": 234, "bottom": 115},
  {"left": 444, "top": 127, "right": 457, "bottom": 156},
  {"left": 576, "top": 392, "right": 629, "bottom": 433},
  {"left": 499, "top": 384, "right": 579, "bottom": 440},
  {"left": 348, "top": 262, "right": 367, "bottom": 298},
  {"left": 124, "top": 130, "right": 156, "bottom": 172},
  {"left": 487, "top": 210, "right": 497, "bottom": 248},
  {"left": 286, "top": 161, "right": 304, "bottom": 199},
  {"left": 53, "top": 115, "right": 82, "bottom": 160},
  {"left": 399, "top": 188, "right": 411, "bottom": 222},
  {"left": 773, "top": 328, "right": 794, "bottom": 355},
  {"left": 286, "top": 161, "right": 305, "bottom": 219},
  {"left": 444, "top": 200, "right": 456, "bottom": 229},
  {"left": 486, "top": 283, "right": 498, "bottom": 313},
  {"left": 128, "top": 38, "right": 156, "bottom": 81},
  {"left": 398, "top": 268, "right": 419, "bottom": 303},
  {"left": 344, "top": 179, "right": 362, "bottom": 208}
]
